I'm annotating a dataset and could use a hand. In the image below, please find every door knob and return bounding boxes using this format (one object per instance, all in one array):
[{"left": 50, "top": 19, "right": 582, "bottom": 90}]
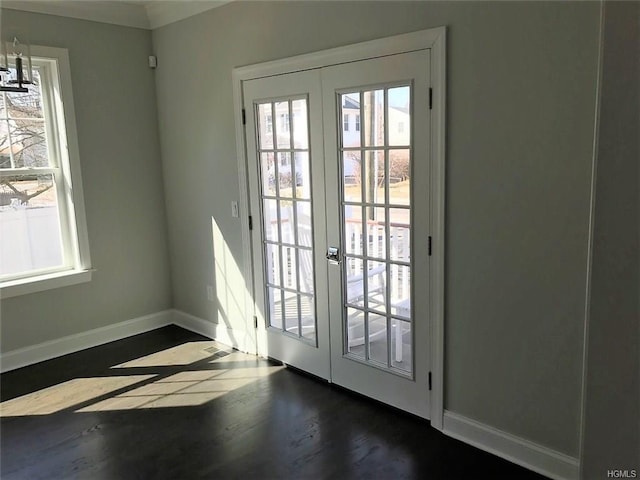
[{"left": 326, "top": 247, "right": 341, "bottom": 264}]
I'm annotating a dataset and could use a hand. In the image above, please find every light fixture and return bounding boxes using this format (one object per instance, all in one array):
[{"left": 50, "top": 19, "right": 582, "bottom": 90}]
[{"left": 1, "top": 37, "right": 34, "bottom": 93}]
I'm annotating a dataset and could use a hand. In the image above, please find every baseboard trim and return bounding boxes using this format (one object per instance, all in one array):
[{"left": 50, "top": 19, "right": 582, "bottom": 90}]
[
  {"left": 443, "top": 411, "right": 579, "bottom": 480},
  {"left": 171, "top": 309, "right": 255, "bottom": 354},
  {"left": 0, "top": 310, "right": 173, "bottom": 373}
]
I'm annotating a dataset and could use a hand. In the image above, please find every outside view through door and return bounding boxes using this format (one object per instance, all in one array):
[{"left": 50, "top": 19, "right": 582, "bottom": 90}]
[
  {"left": 256, "top": 98, "right": 316, "bottom": 343},
  {"left": 340, "top": 87, "right": 413, "bottom": 374}
]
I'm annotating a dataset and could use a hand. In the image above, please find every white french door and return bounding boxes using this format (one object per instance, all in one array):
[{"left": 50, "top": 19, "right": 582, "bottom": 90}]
[{"left": 243, "top": 49, "right": 432, "bottom": 418}]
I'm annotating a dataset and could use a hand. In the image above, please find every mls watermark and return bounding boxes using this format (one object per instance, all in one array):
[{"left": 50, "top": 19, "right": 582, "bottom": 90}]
[{"left": 607, "top": 470, "right": 637, "bottom": 478}]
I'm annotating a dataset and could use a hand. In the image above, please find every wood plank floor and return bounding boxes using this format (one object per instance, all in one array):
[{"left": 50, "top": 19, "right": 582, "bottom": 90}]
[{"left": 1, "top": 326, "right": 546, "bottom": 479}]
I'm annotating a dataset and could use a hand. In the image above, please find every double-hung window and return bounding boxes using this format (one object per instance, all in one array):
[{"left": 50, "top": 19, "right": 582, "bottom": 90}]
[{"left": 0, "top": 46, "right": 91, "bottom": 297}]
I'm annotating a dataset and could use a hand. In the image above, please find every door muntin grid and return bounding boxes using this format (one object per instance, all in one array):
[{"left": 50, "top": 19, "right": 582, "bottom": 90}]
[
  {"left": 338, "top": 85, "right": 414, "bottom": 376},
  {"left": 255, "top": 97, "right": 317, "bottom": 344}
]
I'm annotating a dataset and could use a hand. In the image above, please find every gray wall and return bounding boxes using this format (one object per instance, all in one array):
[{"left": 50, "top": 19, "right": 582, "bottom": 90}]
[
  {"left": 582, "top": 2, "right": 640, "bottom": 478},
  {"left": 152, "top": 1, "right": 600, "bottom": 457},
  {"left": 0, "top": 10, "right": 172, "bottom": 351}
]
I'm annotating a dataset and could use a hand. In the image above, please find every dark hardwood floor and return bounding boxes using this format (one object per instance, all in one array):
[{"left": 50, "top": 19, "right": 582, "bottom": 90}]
[{"left": 1, "top": 325, "right": 546, "bottom": 479}]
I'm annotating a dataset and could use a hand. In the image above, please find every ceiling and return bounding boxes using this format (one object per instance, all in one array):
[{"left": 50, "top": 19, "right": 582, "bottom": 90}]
[{"left": 2, "top": 0, "right": 233, "bottom": 29}]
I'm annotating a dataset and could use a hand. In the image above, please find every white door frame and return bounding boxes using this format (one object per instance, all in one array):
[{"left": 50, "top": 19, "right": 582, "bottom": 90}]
[{"left": 232, "top": 27, "right": 446, "bottom": 429}]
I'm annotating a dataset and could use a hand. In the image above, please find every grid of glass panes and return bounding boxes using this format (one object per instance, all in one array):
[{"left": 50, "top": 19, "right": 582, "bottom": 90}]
[
  {"left": 256, "top": 98, "right": 316, "bottom": 343},
  {"left": 340, "top": 86, "right": 413, "bottom": 375},
  {"left": 0, "top": 64, "right": 66, "bottom": 279}
]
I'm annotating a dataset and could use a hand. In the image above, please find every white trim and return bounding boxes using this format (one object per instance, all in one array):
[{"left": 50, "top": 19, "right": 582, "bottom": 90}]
[
  {"left": 232, "top": 67, "right": 257, "bottom": 356},
  {"left": 443, "top": 411, "right": 579, "bottom": 480},
  {"left": 233, "top": 26, "right": 446, "bottom": 424},
  {"left": 0, "top": 268, "right": 92, "bottom": 299},
  {"left": 579, "top": 2, "right": 605, "bottom": 477},
  {"left": 0, "top": 310, "right": 173, "bottom": 373},
  {"left": 172, "top": 309, "right": 254, "bottom": 354},
  {"left": 428, "top": 26, "right": 447, "bottom": 431}
]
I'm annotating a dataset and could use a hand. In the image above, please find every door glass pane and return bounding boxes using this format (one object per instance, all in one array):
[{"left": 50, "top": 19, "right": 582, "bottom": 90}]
[
  {"left": 256, "top": 97, "right": 315, "bottom": 343},
  {"left": 257, "top": 103, "right": 274, "bottom": 150},
  {"left": 368, "top": 313, "right": 388, "bottom": 365},
  {"left": 262, "top": 199, "right": 279, "bottom": 242},
  {"left": 389, "top": 149, "right": 410, "bottom": 205},
  {"left": 345, "top": 257, "right": 364, "bottom": 308},
  {"left": 391, "top": 319, "right": 412, "bottom": 373},
  {"left": 295, "top": 152, "right": 311, "bottom": 199},
  {"left": 261, "top": 152, "right": 276, "bottom": 196},
  {"left": 363, "top": 89, "right": 384, "bottom": 147},
  {"left": 389, "top": 208, "right": 410, "bottom": 262},
  {"left": 364, "top": 150, "right": 385, "bottom": 205},
  {"left": 346, "top": 308, "right": 365, "bottom": 358},
  {"left": 388, "top": 86, "right": 410, "bottom": 147},
  {"left": 277, "top": 152, "right": 293, "bottom": 198},
  {"left": 268, "top": 287, "right": 283, "bottom": 329},
  {"left": 341, "top": 93, "right": 361, "bottom": 148},
  {"left": 344, "top": 205, "right": 363, "bottom": 255},
  {"left": 291, "top": 99, "right": 308, "bottom": 150},
  {"left": 342, "top": 151, "right": 362, "bottom": 202},
  {"left": 265, "top": 243, "right": 281, "bottom": 286},
  {"left": 275, "top": 101, "right": 290, "bottom": 149},
  {"left": 338, "top": 84, "right": 413, "bottom": 376}
]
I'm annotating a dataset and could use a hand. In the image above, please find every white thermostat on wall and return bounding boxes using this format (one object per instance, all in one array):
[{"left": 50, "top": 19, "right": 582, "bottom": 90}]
[{"left": 148, "top": 55, "right": 157, "bottom": 69}]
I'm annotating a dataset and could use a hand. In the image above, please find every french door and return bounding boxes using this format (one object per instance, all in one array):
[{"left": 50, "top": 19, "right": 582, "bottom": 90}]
[{"left": 244, "top": 50, "right": 431, "bottom": 418}]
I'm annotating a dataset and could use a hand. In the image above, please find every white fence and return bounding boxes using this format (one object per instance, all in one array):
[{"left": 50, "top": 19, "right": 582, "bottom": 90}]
[{"left": 0, "top": 207, "right": 63, "bottom": 276}]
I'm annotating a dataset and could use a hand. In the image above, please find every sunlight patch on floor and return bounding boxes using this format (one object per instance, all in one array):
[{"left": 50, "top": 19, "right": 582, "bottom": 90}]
[
  {"left": 0, "top": 375, "right": 155, "bottom": 417},
  {"left": 76, "top": 365, "right": 285, "bottom": 412},
  {"left": 111, "top": 341, "right": 223, "bottom": 368}
]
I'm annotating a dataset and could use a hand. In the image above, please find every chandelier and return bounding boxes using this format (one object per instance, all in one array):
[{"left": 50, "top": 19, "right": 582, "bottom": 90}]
[{"left": 1, "top": 37, "right": 34, "bottom": 93}]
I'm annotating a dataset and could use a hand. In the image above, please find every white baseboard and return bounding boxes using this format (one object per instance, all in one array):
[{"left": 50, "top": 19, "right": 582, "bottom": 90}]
[
  {"left": 443, "top": 411, "right": 579, "bottom": 480},
  {"left": 0, "top": 310, "right": 173, "bottom": 373},
  {"left": 171, "top": 309, "right": 255, "bottom": 354}
]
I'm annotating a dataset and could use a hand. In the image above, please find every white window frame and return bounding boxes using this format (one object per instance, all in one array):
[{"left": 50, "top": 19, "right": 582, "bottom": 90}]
[
  {"left": 0, "top": 46, "right": 91, "bottom": 298},
  {"left": 343, "top": 113, "right": 350, "bottom": 131}
]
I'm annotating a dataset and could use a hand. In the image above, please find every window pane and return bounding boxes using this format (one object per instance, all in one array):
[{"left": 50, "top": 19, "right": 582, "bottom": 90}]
[
  {"left": 5, "top": 68, "right": 44, "bottom": 120},
  {"left": 298, "top": 249, "right": 314, "bottom": 294},
  {"left": 281, "top": 245, "right": 297, "bottom": 290},
  {"left": 0, "top": 174, "right": 64, "bottom": 277},
  {"left": 363, "top": 89, "right": 384, "bottom": 147},
  {"left": 295, "top": 201, "right": 312, "bottom": 248},
  {"left": 0, "top": 119, "right": 13, "bottom": 169},
  {"left": 291, "top": 99, "right": 308, "bottom": 150},
  {"left": 389, "top": 149, "right": 410, "bottom": 205},
  {"left": 9, "top": 120, "right": 48, "bottom": 168},
  {"left": 365, "top": 208, "right": 385, "bottom": 261},
  {"left": 388, "top": 86, "right": 410, "bottom": 146},
  {"left": 341, "top": 93, "right": 361, "bottom": 148}
]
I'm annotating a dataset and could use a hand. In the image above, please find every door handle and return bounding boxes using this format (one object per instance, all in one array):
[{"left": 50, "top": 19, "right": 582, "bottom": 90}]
[{"left": 326, "top": 247, "right": 341, "bottom": 264}]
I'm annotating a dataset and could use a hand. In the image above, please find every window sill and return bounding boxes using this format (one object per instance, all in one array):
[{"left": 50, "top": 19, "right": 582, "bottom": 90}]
[{"left": 0, "top": 269, "right": 93, "bottom": 299}]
